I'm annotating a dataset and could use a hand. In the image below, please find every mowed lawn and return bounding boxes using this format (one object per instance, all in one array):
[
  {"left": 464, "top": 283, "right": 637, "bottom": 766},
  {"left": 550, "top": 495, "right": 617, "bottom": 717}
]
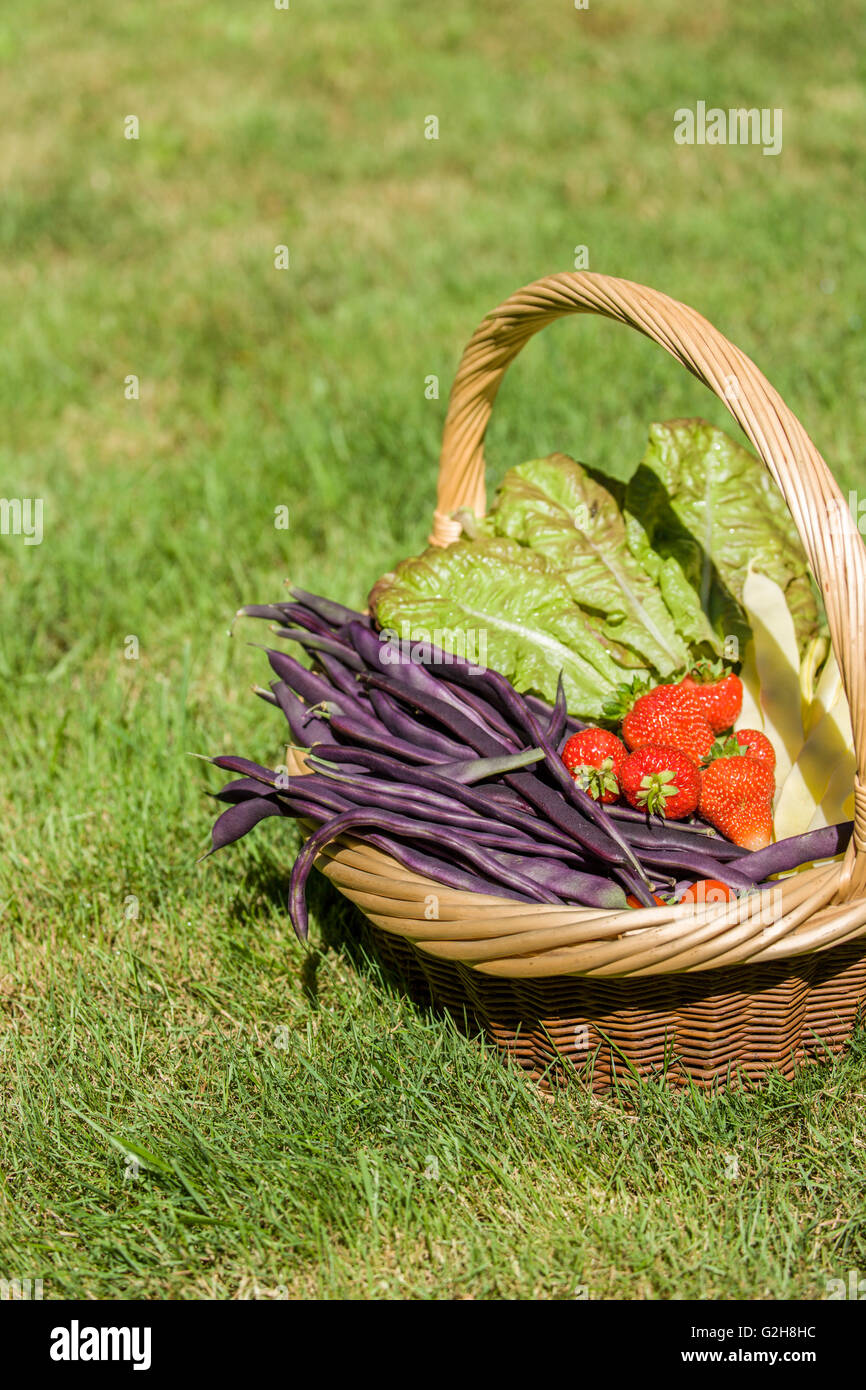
[{"left": 1, "top": 0, "right": 866, "bottom": 1299}]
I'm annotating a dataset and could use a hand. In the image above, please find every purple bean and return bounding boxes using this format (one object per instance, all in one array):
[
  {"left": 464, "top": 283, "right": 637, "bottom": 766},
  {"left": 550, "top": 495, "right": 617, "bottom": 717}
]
[
  {"left": 473, "top": 785, "right": 533, "bottom": 811},
  {"left": 376, "top": 634, "right": 486, "bottom": 682},
  {"left": 281, "top": 785, "right": 354, "bottom": 814},
  {"left": 277, "top": 603, "right": 338, "bottom": 638},
  {"left": 374, "top": 643, "right": 649, "bottom": 891},
  {"left": 288, "top": 808, "right": 562, "bottom": 938},
  {"left": 502, "top": 771, "right": 655, "bottom": 905},
  {"left": 225, "top": 606, "right": 768, "bottom": 906},
  {"left": 238, "top": 601, "right": 337, "bottom": 639},
  {"left": 491, "top": 693, "right": 650, "bottom": 886},
  {"left": 607, "top": 815, "right": 748, "bottom": 861},
  {"left": 736, "top": 821, "right": 854, "bottom": 880},
  {"left": 523, "top": 690, "right": 587, "bottom": 735},
  {"left": 427, "top": 749, "right": 545, "bottom": 783},
  {"left": 299, "top": 768, "right": 566, "bottom": 850},
  {"left": 649, "top": 875, "right": 677, "bottom": 892},
  {"left": 490, "top": 851, "right": 628, "bottom": 910},
  {"left": 272, "top": 627, "right": 366, "bottom": 670},
  {"left": 205, "top": 797, "right": 283, "bottom": 855},
  {"left": 612, "top": 866, "right": 660, "bottom": 907},
  {"left": 238, "top": 604, "right": 292, "bottom": 624},
  {"left": 340, "top": 833, "right": 540, "bottom": 907},
  {"left": 209, "top": 768, "right": 345, "bottom": 817},
  {"left": 209, "top": 760, "right": 353, "bottom": 818},
  {"left": 324, "top": 714, "right": 462, "bottom": 766},
  {"left": 602, "top": 802, "right": 731, "bottom": 841},
  {"left": 319, "top": 636, "right": 514, "bottom": 767},
  {"left": 304, "top": 753, "right": 371, "bottom": 776},
  {"left": 545, "top": 673, "right": 568, "bottom": 747},
  {"left": 304, "top": 741, "right": 695, "bottom": 906},
  {"left": 637, "top": 848, "right": 757, "bottom": 891},
  {"left": 503, "top": 771, "right": 623, "bottom": 866},
  {"left": 288, "top": 587, "right": 366, "bottom": 629},
  {"left": 393, "top": 636, "right": 535, "bottom": 730},
  {"left": 367, "top": 686, "right": 470, "bottom": 760},
  {"left": 214, "top": 776, "right": 282, "bottom": 802},
  {"left": 345, "top": 621, "right": 519, "bottom": 746},
  {"left": 306, "top": 748, "right": 591, "bottom": 853},
  {"left": 308, "top": 760, "right": 593, "bottom": 866},
  {"left": 361, "top": 670, "right": 511, "bottom": 758},
  {"left": 271, "top": 681, "right": 333, "bottom": 746},
  {"left": 390, "top": 640, "right": 601, "bottom": 770},
  {"left": 305, "top": 744, "right": 404, "bottom": 769},
  {"left": 211, "top": 755, "right": 280, "bottom": 785},
  {"left": 436, "top": 675, "right": 522, "bottom": 745},
  {"left": 280, "top": 795, "right": 351, "bottom": 823},
  {"left": 263, "top": 649, "right": 375, "bottom": 725},
  {"left": 320, "top": 750, "right": 639, "bottom": 909},
  {"left": 261, "top": 648, "right": 352, "bottom": 711},
  {"left": 309, "top": 650, "right": 369, "bottom": 704}
]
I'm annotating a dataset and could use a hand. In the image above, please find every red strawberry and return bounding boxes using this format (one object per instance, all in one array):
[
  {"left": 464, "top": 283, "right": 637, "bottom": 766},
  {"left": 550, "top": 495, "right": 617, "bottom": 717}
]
[
  {"left": 712, "top": 801, "right": 774, "bottom": 852},
  {"left": 699, "top": 756, "right": 775, "bottom": 849},
  {"left": 680, "top": 661, "right": 743, "bottom": 734},
  {"left": 561, "top": 729, "right": 627, "bottom": 803},
  {"left": 677, "top": 879, "right": 737, "bottom": 907},
  {"left": 620, "top": 743, "right": 702, "bottom": 820},
  {"left": 621, "top": 684, "right": 715, "bottom": 763},
  {"left": 708, "top": 729, "right": 776, "bottom": 773},
  {"left": 732, "top": 729, "right": 776, "bottom": 771},
  {"left": 701, "top": 755, "right": 775, "bottom": 806}
]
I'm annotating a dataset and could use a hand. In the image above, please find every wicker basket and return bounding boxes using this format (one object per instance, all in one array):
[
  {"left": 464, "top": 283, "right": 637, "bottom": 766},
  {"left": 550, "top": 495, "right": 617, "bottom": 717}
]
[{"left": 292, "top": 272, "right": 866, "bottom": 1091}]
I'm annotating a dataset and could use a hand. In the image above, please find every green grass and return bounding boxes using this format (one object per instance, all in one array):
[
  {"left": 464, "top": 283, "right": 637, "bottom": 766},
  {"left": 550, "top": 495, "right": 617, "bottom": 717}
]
[{"left": 2, "top": 0, "right": 865, "bottom": 1300}]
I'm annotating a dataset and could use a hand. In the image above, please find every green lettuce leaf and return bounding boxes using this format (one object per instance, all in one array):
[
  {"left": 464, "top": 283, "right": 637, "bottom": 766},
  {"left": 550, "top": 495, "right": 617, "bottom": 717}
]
[
  {"left": 624, "top": 420, "right": 820, "bottom": 655},
  {"left": 373, "top": 536, "right": 638, "bottom": 719},
  {"left": 370, "top": 422, "right": 820, "bottom": 716},
  {"left": 483, "top": 453, "right": 717, "bottom": 674}
]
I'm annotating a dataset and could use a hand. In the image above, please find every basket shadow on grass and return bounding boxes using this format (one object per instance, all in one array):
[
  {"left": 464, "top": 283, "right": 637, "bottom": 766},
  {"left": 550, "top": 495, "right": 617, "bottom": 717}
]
[{"left": 230, "top": 854, "right": 499, "bottom": 1043}]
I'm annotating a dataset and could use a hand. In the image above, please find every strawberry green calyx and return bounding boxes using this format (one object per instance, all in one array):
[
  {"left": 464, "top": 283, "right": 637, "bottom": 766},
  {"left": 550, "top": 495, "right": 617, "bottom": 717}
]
[
  {"left": 686, "top": 657, "right": 734, "bottom": 684},
  {"left": 601, "top": 675, "right": 652, "bottom": 724},
  {"left": 635, "top": 769, "right": 682, "bottom": 816},
  {"left": 734, "top": 728, "right": 776, "bottom": 770},
  {"left": 572, "top": 756, "right": 620, "bottom": 801},
  {"left": 705, "top": 728, "right": 776, "bottom": 772},
  {"left": 706, "top": 734, "right": 747, "bottom": 762}
]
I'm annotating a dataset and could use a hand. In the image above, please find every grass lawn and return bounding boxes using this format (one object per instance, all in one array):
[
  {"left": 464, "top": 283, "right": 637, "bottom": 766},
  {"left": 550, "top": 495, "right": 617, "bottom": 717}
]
[{"left": 1, "top": 0, "right": 865, "bottom": 1300}]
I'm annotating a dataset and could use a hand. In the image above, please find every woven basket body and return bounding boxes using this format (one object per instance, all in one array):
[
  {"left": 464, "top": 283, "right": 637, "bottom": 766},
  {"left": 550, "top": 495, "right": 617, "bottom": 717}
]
[
  {"left": 296, "top": 273, "right": 866, "bottom": 1090},
  {"left": 362, "top": 923, "right": 866, "bottom": 1092}
]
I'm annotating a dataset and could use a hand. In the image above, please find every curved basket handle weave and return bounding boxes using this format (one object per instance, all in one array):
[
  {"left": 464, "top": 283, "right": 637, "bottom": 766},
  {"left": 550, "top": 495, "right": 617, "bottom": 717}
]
[{"left": 431, "top": 271, "right": 866, "bottom": 897}]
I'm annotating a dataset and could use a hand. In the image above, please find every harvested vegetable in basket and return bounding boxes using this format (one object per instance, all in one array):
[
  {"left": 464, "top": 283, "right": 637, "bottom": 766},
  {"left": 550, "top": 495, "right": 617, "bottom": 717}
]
[
  {"left": 369, "top": 421, "right": 824, "bottom": 719},
  {"left": 203, "top": 587, "right": 852, "bottom": 942}
]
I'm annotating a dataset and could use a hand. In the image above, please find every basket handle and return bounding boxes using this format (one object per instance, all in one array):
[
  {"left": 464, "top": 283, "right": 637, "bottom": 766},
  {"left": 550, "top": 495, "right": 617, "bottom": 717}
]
[{"left": 432, "top": 271, "right": 866, "bottom": 896}]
